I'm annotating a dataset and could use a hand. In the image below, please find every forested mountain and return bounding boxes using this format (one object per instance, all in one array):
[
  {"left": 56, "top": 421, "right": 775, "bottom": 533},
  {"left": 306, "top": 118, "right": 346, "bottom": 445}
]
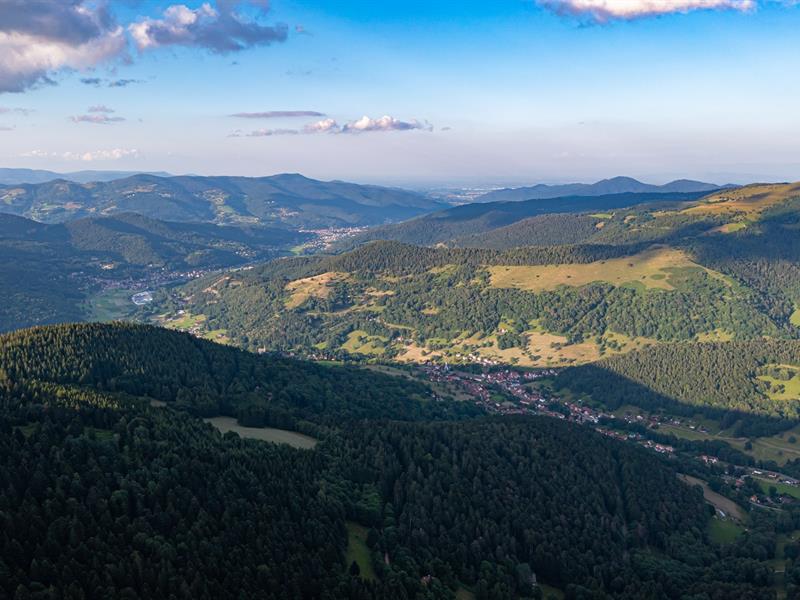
[
  {"left": 474, "top": 176, "right": 727, "bottom": 203},
  {"left": 0, "top": 173, "right": 444, "bottom": 228},
  {"left": 0, "top": 212, "right": 307, "bottom": 333},
  {"left": 0, "top": 323, "right": 782, "bottom": 599},
  {"left": 338, "top": 191, "right": 711, "bottom": 248},
  {"left": 148, "top": 183, "right": 800, "bottom": 400}
]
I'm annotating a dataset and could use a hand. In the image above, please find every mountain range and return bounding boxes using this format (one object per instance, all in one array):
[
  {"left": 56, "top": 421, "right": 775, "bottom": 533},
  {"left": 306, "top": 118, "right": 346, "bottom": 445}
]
[
  {"left": 474, "top": 176, "right": 731, "bottom": 203},
  {"left": 0, "top": 167, "right": 173, "bottom": 185},
  {"left": 0, "top": 172, "right": 444, "bottom": 228}
]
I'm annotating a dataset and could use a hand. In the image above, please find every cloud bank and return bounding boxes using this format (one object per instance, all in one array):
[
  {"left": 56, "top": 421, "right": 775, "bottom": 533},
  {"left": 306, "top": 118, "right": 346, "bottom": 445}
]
[
  {"left": 0, "top": 0, "right": 127, "bottom": 93},
  {"left": 22, "top": 148, "right": 140, "bottom": 161},
  {"left": 537, "top": 0, "right": 756, "bottom": 20}
]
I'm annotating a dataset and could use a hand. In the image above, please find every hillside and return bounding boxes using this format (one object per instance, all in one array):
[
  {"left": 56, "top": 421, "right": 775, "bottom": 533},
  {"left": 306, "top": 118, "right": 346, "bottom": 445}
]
[
  {"left": 0, "top": 213, "right": 308, "bottom": 332},
  {"left": 338, "top": 190, "right": 712, "bottom": 248},
  {"left": 0, "top": 173, "right": 444, "bottom": 228},
  {"left": 0, "top": 322, "right": 777, "bottom": 599},
  {"left": 475, "top": 176, "right": 727, "bottom": 203},
  {"left": 151, "top": 183, "right": 800, "bottom": 382}
]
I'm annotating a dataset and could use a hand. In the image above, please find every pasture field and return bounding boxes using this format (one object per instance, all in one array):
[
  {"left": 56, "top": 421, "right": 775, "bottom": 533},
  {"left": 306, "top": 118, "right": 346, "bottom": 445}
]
[
  {"left": 285, "top": 271, "right": 349, "bottom": 308},
  {"left": 792, "top": 309, "right": 800, "bottom": 327},
  {"left": 85, "top": 288, "right": 139, "bottom": 321},
  {"left": 163, "top": 311, "right": 207, "bottom": 331},
  {"left": 487, "top": 247, "right": 705, "bottom": 292},
  {"left": 755, "top": 478, "right": 800, "bottom": 500},
  {"left": 204, "top": 416, "right": 318, "bottom": 449},
  {"left": 708, "top": 517, "right": 744, "bottom": 544},
  {"left": 341, "top": 330, "right": 387, "bottom": 356},
  {"left": 757, "top": 364, "right": 800, "bottom": 401},
  {"left": 345, "top": 522, "right": 376, "bottom": 580}
]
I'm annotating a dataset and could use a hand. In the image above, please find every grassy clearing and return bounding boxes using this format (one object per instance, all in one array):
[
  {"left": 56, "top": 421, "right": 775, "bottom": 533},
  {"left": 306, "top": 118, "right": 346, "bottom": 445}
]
[
  {"left": 755, "top": 478, "right": 800, "bottom": 500},
  {"left": 345, "top": 522, "right": 376, "bottom": 580},
  {"left": 164, "top": 311, "right": 207, "bottom": 331},
  {"left": 455, "top": 587, "right": 476, "bottom": 600},
  {"left": 589, "top": 212, "right": 613, "bottom": 219},
  {"left": 487, "top": 247, "right": 706, "bottom": 292},
  {"left": 708, "top": 517, "right": 744, "bottom": 544},
  {"left": 791, "top": 309, "right": 800, "bottom": 327},
  {"left": 696, "top": 329, "right": 734, "bottom": 342},
  {"left": 202, "top": 328, "right": 231, "bottom": 345},
  {"left": 757, "top": 364, "right": 800, "bottom": 401},
  {"left": 204, "top": 416, "right": 318, "bottom": 449},
  {"left": 85, "top": 288, "right": 139, "bottom": 321},
  {"left": 342, "top": 330, "right": 387, "bottom": 356},
  {"left": 285, "top": 271, "right": 349, "bottom": 309}
]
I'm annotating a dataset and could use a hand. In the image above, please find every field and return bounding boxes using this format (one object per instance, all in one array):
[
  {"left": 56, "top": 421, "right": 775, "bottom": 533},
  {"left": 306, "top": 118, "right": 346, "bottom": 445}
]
[
  {"left": 755, "top": 478, "right": 800, "bottom": 500},
  {"left": 792, "top": 309, "right": 800, "bottom": 327},
  {"left": 85, "top": 288, "right": 140, "bottom": 321},
  {"left": 757, "top": 364, "right": 800, "bottom": 401},
  {"left": 708, "top": 516, "right": 744, "bottom": 544},
  {"left": 345, "top": 522, "right": 376, "bottom": 580},
  {"left": 678, "top": 474, "right": 746, "bottom": 521},
  {"left": 285, "top": 271, "right": 349, "bottom": 309},
  {"left": 341, "top": 330, "right": 387, "bottom": 356},
  {"left": 487, "top": 247, "right": 705, "bottom": 292},
  {"left": 204, "top": 416, "right": 318, "bottom": 449}
]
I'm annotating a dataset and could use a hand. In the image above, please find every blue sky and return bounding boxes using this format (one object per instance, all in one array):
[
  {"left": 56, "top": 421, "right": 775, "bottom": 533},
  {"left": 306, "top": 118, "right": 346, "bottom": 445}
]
[{"left": 0, "top": 0, "right": 799, "bottom": 186}]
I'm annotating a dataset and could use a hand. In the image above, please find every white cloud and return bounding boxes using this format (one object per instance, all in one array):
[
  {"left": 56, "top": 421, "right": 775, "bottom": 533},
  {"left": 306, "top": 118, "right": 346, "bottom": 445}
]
[
  {"left": 304, "top": 118, "right": 339, "bottom": 133},
  {"left": 0, "top": 2, "right": 127, "bottom": 93},
  {"left": 129, "top": 1, "right": 287, "bottom": 53},
  {"left": 537, "top": 0, "right": 756, "bottom": 20},
  {"left": 340, "top": 115, "right": 432, "bottom": 133}
]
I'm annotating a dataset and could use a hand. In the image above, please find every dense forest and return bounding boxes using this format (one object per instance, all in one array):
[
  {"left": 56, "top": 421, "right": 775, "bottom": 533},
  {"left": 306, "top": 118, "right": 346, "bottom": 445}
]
[
  {"left": 556, "top": 340, "right": 800, "bottom": 421},
  {"left": 0, "top": 323, "right": 785, "bottom": 599}
]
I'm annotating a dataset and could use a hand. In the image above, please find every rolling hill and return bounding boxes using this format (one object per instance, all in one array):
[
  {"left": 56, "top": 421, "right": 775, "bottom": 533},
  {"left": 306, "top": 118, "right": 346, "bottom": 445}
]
[
  {"left": 0, "top": 167, "right": 173, "bottom": 185},
  {"left": 0, "top": 173, "right": 444, "bottom": 228}
]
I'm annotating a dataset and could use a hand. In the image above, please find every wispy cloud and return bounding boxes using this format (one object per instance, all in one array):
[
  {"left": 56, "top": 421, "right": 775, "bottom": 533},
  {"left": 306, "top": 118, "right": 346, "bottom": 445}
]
[
  {"left": 0, "top": 125, "right": 13, "bottom": 131},
  {"left": 88, "top": 105, "right": 115, "bottom": 113},
  {"left": 80, "top": 76, "right": 143, "bottom": 88},
  {"left": 0, "top": 1, "right": 127, "bottom": 93},
  {"left": 22, "top": 148, "right": 140, "bottom": 161},
  {"left": 0, "top": 106, "right": 32, "bottom": 116},
  {"left": 70, "top": 113, "right": 125, "bottom": 124},
  {"left": 537, "top": 0, "right": 756, "bottom": 21},
  {"left": 129, "top": 2, "right": 288, "bottom": 53},
  {"left": 231, "top": 110, "right": 325, "bottom": 118}
]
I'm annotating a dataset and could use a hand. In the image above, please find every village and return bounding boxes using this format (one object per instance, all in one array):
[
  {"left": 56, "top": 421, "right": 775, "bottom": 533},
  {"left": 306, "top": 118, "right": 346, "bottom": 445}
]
[{"left": 418, "top": 362, "right": 800, "bottom": 510}]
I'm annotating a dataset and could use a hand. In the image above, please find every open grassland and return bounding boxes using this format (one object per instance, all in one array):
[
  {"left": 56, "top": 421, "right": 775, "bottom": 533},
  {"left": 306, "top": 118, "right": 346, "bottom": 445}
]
[
  {"left": 708, "top": 516, "right": 744, "bottom": 544},
  {"left": 757, "top": 364, "right": 800, "bottom": 401},
  {"left": 345, "top": 522, "right": 376, "bottom": 580},
  {"left": 792, "top": 309, "right": 800, "bottom": 327},
  {"left": 487, "top": 247, "right": 705, "bottom": 292},
  {"left": 696, "top": 329, "right": 735, "bottom": 342},
  {"left": 85, "top": 288, "right": 139, "bottom": 322},
  {"left": 204, "top": 416, "right": 318, "bottom": 449},
  {"left": 755, "top": 478, "right": 800, "bottom": 500},
  {"left": 285, "top": 271, "right": 350, "bottom": 309},
  {"left": 163, "top": 311, "right": 207, "bottom": 331},
  {"left": 683, "top": 182, "right": 800, "bottom": 218},
  {"left": 342, "top": 330, "right": 387, "bottom": 356}
]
